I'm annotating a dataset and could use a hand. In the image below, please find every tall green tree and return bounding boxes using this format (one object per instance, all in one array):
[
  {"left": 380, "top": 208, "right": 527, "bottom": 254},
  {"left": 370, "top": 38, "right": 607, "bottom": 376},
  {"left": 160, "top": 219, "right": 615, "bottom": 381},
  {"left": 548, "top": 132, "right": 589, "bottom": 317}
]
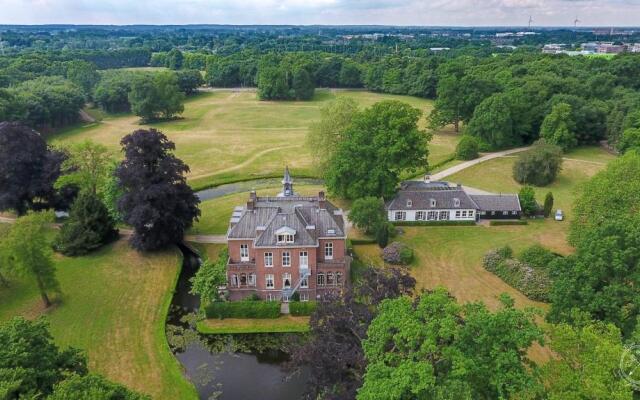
[
  {"left": 306, "top": 97, "right": 359, "bottom": 172},
  {"left": 543, "top": 191, "right": 554, "bottom": 218},
  {"left": 466, "top": 93, "right": 519, "bottom": 149},
  {"left": 548, "top": 214, "right": 640, "bottom": 337},
  {"left": 570, "top": 151, "right": 640, "bottom": 245},
  {"left": 540, "top": 102, "right": 577, "bottom": 151},
  {"left": 4, "top": 211, "right": 59, "bottom": 307},
  {"left": 518, "top": 186, "right": 537, "bottom": 217},
  {"left": 128, "top": 72, "right": 184, "bottom": 122},
  {"left": 166, "top": 48, "right": 183, "bottom": 70},
  {"left": 257, "top": 66, "right": 289, "bottom": 100},
  {"left": 190, "top": 248, "right": 228, "bottom": 303},
  {"left": 56, "top": 140, "right": 113, "bottom": 196},
  {"left": 349, "top": 197, "right": 387, "bottom": 235},
  {"left": 54, "top": 192, "right": 118, "bottom": 256},
  {"left": 358, "top": 288, "right": 542, "bottom": 400},
  {"left": 513, "top": 141, "right": 563, "bottom": 186},
  {"left": 326, "top": 101, "right": 430, "bottom": 199},
  {"left": 0, "top": 317, "right": 87, "bottom": 399},
  {"left": 291, "top": 67, "right": 314, "bottom": 100},
  {"left": 531, "top": 322, "right": 633, "bottom": 400}
]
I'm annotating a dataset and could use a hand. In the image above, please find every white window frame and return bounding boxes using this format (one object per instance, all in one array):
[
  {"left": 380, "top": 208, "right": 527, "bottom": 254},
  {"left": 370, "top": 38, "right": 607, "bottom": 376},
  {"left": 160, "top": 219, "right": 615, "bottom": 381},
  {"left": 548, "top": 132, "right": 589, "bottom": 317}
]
[
  {"left": 439, "top": 211, "right": 449, "bottom": 220},
  {"left": 264, "top": 252, "right": 273, "bottom": 267},
  {"left": 430, "top": 199, "right": 436, "bottom": 207},
  {"left": 267, "top": 293, "right": 275, "bottom": 301},
  {"left": 240, "top": 244, "right": 249, "bottom": 262},
  {"left": 300, "top": 276, "right": 309, "bottom": 288},
  {"left": 327, "top": 272, "right": 335, "bottom": 286},
  {"left": 455, "top": 210, "right": 461, "bottom": 218},
  {"left": 427, "top": 211, "right": 438, "bottom": 221},
  {"left": 265, "top": 274, "right": 274, "bottom": 289},
  {"left": 461, "top": 210, "right": 467, "bottom": 218},
  {"left": 416, "top": 211, "right": 426, "bottom": 221},
  {"left": 299, "top": 251, "right": 308, "bottom": 268},
  {"left": 317, "top": 273, "right": 325, "bottom": 287},
  {"left": 453, "top": 198, "right": 460, "bottom": 207},
  {"left": 248, "top": 273, "right": 256, "bottom": 287},
  {"left": 300, "top": 292, "right": 309, "bottom": 302},
  {"left": 283, "top": 273, "right": 292, "bottom": 289},
  {"left": 394, "top": 211, "right": 406, "bottom": 221},
  {"left": 406, "top": 199, "right": 412, "bottom": 207},
  {"left": 231, "top": 274, "right": 238, "bottom": 287},
  {"left": 277, "top": 234, "right": 294, "bottom": 244},
  {"left": 282, "top": 251, "right": 291, "bottom": 267},
  {"left": 324, "top": 242, "right": 333, "bottom": 260},
  {"left": 336, "top": 272, "right": 342, "bottom": 286}
]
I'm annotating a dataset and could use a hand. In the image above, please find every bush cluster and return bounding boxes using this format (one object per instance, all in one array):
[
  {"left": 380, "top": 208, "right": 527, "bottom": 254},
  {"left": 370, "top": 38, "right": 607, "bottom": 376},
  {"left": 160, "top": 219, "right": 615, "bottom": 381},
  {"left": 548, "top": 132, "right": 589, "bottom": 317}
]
[
  {"left": 382, "top": 242, "right": 414, "bottom": 265},
  {"left": 290, "top": 301, "right": 317, "bottom": 316},
  {"left": 455, "top": 135, "right": 480, "bottom": 160},
  {"left": 205, "top": 300, "right": 281, "bottom": 319},
  {"left": 482, "top": 245, "right": 555, "bottom": 302}
]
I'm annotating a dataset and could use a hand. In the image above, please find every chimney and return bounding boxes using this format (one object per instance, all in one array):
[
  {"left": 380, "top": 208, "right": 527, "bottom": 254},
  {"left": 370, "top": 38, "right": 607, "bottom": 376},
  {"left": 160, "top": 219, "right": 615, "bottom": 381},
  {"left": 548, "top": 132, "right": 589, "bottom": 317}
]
[
  {"left": 246, "top": 199, "right": 254, "bottom": 211},
  {"left": 456, "top": 183, "right": 462, "bottom": 189},
  {"left": 424, "top": 174, "right": 431, "bottom": 183},
  {"left": 249, "top": 190, "right": 257, "bottom": 202},
  {"left": 318, "top": 191, "right": 326, "bottom": 209}
]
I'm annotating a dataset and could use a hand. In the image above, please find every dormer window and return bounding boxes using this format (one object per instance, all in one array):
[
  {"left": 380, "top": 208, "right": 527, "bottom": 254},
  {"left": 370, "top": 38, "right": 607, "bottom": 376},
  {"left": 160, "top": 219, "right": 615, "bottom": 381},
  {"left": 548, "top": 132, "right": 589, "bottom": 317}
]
[
  {"left": 430, "top": 198, "right": 436, "bottom": 207},
  {"left": 453, "top": 198, "right": 460, "bottom": 207},
  {"left": 275, "top": 226, "right": 296, "bottom": 244},
  {"left": 406, "top": 199, "right": 412, "bottom": 208},
  {"left": 277, "top": 234, "right": 294, "bottom": 244}
]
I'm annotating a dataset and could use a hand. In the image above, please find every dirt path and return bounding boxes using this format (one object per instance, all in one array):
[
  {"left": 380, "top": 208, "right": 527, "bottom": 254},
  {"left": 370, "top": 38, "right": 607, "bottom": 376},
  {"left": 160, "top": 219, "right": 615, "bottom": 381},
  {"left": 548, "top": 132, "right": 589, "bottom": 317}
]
[{"left": 426, "top": 146, "right": 532, "bottom": 182}]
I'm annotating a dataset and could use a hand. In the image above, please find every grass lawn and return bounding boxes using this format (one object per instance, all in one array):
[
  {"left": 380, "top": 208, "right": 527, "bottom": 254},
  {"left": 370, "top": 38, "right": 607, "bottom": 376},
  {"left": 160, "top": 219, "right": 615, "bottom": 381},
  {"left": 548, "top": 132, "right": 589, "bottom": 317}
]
[
  {"left": 0, "top": 239, "right": 197, "bottom": 400},
  {"left": 49, "top": 89, "right": 451, "bottom": 191},
  {"left": 196, "top": 315, "right": 310, "bottom": 334},
  {"left": 191, "top": 184, "right": 347, "bottom": 235}
]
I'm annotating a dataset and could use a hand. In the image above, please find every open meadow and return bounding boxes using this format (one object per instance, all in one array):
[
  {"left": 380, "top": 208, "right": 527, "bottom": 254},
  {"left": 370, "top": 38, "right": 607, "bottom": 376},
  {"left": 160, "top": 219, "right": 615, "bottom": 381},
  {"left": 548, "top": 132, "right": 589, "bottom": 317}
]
[
  {"left": 0, "top": 238, "right": 197, "bottom": 400},
  {"left": 50, "top": 89, "right": 455, "bottom": 190}
]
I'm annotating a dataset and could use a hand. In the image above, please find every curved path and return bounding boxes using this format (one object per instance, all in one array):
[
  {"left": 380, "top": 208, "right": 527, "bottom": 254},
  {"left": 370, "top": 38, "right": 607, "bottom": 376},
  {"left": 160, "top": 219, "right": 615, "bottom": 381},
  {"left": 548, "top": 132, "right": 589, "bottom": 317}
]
[{"left": 426, "top": 146, "right": 532, "bottom": 182}]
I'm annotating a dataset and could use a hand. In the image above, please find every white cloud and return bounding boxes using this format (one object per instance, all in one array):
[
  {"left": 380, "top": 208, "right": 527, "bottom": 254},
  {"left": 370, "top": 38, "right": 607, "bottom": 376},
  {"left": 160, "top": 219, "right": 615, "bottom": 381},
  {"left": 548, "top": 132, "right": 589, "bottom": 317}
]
[{"left": 0, "top": 0, "right": 638, "bottom": 25}]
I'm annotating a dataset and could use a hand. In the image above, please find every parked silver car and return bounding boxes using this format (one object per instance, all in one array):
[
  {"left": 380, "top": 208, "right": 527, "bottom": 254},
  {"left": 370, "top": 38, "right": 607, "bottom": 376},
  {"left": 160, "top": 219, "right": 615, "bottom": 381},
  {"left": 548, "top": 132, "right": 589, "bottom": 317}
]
[{"left": 555, "top": 209, "right": 564, "bottom": 221}]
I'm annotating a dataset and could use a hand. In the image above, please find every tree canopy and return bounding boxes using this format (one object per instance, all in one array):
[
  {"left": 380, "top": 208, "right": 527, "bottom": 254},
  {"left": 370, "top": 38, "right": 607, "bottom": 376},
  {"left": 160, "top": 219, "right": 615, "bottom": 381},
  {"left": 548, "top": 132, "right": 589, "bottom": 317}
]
[
  {"left": 325, "top": 100, "right": 430, "bottom": 199},
  {"left": 358, "top": 288, "right": 542, "bottom": 400},
  {"left": 513, "top": 141, "right": 563, "bottom": 186},
  {"left": 116, "top": 129, "right": 200, "bottom": 251}
]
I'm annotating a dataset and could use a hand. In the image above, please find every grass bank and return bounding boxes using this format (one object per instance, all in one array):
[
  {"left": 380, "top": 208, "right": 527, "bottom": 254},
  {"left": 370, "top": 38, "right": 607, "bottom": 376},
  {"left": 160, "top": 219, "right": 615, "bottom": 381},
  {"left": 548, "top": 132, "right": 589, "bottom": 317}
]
[
  {"left": 0, "top": 239, "right": 197, "bottom": 400},
  {"left": 196, "top": 315, "right": 310, "bottom": 334}
]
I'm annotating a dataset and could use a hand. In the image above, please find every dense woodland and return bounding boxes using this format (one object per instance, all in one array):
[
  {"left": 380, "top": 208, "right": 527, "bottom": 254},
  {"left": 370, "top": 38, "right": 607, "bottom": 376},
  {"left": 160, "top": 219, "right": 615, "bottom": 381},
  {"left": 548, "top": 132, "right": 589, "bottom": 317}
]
[
  {"left": 2, "top": 25, "right": 640, "bottom": 400},
  {"left": 1, "top": 26, "right": 640, "bottom": 151}
]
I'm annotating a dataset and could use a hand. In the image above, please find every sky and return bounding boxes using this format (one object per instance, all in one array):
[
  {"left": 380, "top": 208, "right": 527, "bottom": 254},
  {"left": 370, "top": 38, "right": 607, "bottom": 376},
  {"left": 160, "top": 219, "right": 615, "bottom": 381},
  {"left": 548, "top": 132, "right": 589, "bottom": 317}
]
[{"left": 0, "top": 0, "right": 639, "bottom": 27}]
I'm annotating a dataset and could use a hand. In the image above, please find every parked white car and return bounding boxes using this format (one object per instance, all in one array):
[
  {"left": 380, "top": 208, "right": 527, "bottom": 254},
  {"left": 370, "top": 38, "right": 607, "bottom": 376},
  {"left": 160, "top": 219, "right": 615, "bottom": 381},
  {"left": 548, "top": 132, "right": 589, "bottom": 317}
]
[{"left": 555, "top": 209, "right": 565, "bottom": 221}]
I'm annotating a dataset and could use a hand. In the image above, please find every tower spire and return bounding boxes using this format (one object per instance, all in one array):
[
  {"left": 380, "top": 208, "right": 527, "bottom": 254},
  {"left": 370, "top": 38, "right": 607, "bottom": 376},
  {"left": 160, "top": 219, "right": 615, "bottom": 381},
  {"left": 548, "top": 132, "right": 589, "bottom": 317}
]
[{"left": 279, "top": 166, "right": 294, "bottom": 197}]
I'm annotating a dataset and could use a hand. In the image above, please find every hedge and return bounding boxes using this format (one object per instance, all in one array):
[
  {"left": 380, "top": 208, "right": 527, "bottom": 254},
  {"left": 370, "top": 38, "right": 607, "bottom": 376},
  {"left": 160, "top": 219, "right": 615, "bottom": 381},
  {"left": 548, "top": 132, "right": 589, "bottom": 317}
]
[
  {"left": 290, "top": 301, "right": 317, "bottom": 316},
  {"left": 349, "top": 238, "right": 377, "bottom": 245},
  {"left": 205, "top": 301, "right": 281, "bottom": 319},
  {"left": 489, "top": 220, "right": 528, "bottom": 226},
  {"left": 393, "top": 220, "right": 476, "bottom": 227}
]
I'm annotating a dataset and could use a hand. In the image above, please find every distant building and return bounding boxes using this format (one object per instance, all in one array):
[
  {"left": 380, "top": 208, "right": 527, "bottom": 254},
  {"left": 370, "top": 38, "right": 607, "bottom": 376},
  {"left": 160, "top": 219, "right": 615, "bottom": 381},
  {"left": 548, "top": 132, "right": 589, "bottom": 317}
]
[
  {"left": 385, "top": 180, "right": 521, "bottom": 222},
  {"left": 597, "top": 42, "right": 626, "bottom": 54},
  {"left": 542, "top": 44, "right": 567, "bottom": 54},
  {"left": 225, "top": 168, "right": 349, "bottom": 302}
]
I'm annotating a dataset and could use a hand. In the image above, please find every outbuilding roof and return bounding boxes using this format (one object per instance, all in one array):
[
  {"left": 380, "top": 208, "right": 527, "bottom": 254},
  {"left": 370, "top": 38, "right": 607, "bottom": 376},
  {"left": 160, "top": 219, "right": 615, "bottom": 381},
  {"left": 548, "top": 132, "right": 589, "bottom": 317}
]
[{"left": 470, "top": 194, "right": 521, "bottom": 212}]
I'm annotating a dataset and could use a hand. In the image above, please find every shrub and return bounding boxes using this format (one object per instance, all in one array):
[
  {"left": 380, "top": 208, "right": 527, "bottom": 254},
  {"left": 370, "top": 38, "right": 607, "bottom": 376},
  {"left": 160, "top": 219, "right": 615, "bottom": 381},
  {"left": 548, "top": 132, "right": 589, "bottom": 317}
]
[
  {"left": 382, "top": 242, "right": 414, "bottom": 265},
  {"left": 290, "top": 301, "right": 317, "bottom": 316},
  {"left": 205, "top": 300, "right": 280, "bottom": 319},
  {"left": 483, "top": 247, "right": 552, "bottom": 302},
  {"left": 513, "top": 141, "right": 563, "bottom": 186},
  {"left": 375, "top": 224, "right": 389, "bottom": 248},
  {"left": 455, "top": 135, "right": 480, "bottom": 160},
  {"left": 497, "top": 245, "right": 513, "bottom": 259},
  {"left": 543, "top": 192, "right": 554, "bottom": 218},
  {"left": 518, "top": 244, "right": 558, "bottom": 270}
]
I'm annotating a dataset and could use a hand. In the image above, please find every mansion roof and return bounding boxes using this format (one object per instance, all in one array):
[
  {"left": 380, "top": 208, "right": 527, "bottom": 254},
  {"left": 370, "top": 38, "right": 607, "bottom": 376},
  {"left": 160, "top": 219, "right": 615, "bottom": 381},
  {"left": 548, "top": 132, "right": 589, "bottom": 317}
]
[{"left": 227, "top": 194, "right": 346, "bottom": 247}]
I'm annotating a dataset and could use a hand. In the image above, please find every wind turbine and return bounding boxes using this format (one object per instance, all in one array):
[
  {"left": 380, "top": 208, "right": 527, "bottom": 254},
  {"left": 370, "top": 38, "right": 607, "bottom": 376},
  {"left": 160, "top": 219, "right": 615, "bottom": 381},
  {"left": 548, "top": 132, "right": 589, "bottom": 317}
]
[
  {"left": 574, "top": 17, "right": 581, "bottom": 27},
  {"left": 528, "top": 16, "right": 534, "bottom": 29}
]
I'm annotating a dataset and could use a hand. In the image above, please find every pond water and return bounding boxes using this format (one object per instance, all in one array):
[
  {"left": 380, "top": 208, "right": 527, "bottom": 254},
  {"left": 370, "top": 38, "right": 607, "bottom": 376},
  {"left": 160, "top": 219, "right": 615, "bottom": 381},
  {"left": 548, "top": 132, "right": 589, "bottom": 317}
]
[
  {"left": 196, "top": 178, "right": 324, "bottom": 202},
  {"left": 168, "top": 244, "right": 309, "bottom": 400}
]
